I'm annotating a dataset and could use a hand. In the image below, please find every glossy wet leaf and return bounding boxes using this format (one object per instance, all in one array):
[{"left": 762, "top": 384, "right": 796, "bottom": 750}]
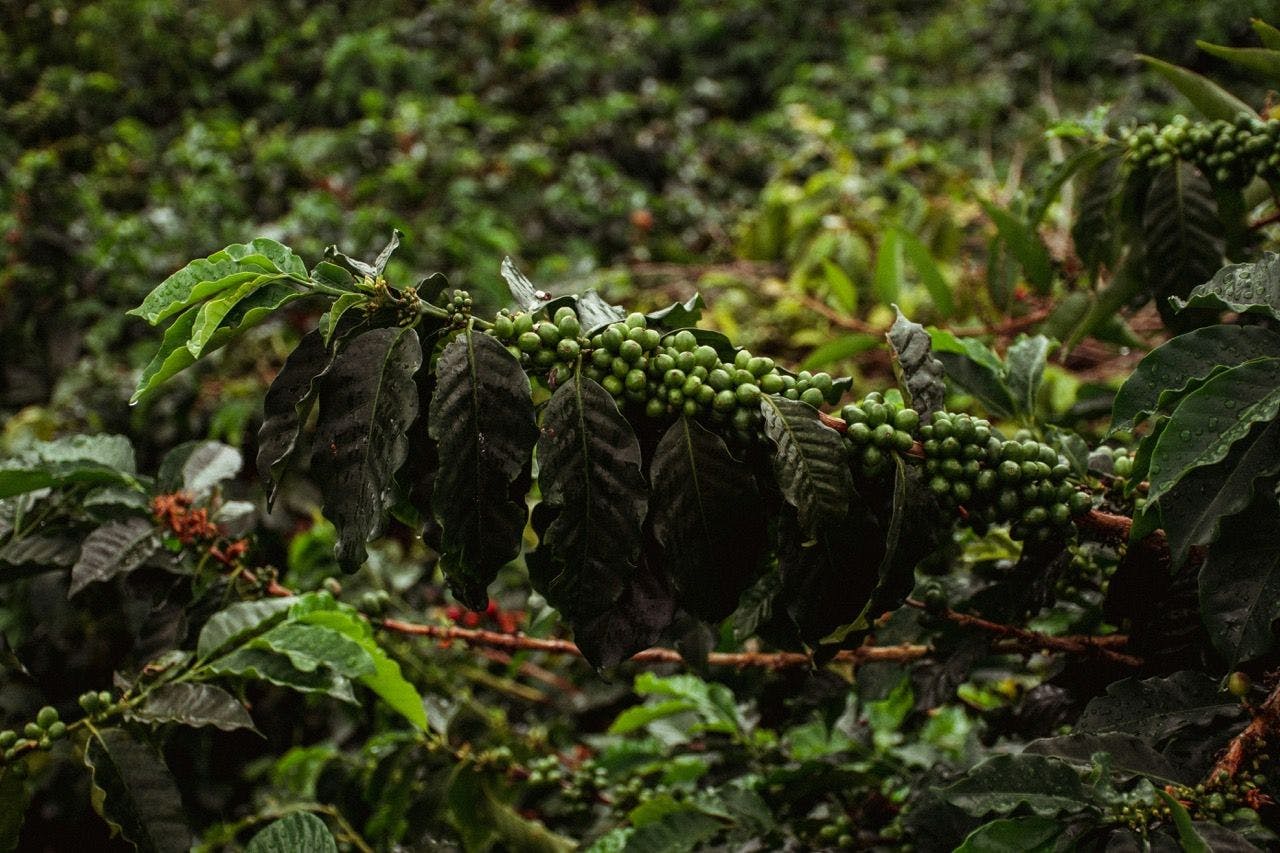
[
  {"left": 1199, "top": 495, "right": 1280, "bottom": 666},
  {"left": 759, "top": 395, "right": 852, "bottom": 539},
  {"left": 886, "top": 308, "right": 946, "bottom": 416},
  {"left": 127, "top": 683, "right": 258, "bottom": 733},
  {"left": 246, "top": 812, "right": 337, "bottom": 853},
  {"left": 1172, "top": 252, "right": 1280, "bottom": 321},
  {"left": 939, "top": 754, "right": 1091, "bottom": 818},
  {"left": 68, "top": 517, "right": 159, "bottom": 597}
]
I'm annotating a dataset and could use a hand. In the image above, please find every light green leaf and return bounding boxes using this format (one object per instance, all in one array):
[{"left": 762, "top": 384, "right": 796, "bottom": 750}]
[
  {"left": 1137, "top": 55, "right": 1255, "bottom": 121},
  {"left": 956, "top": 816, "right": 1062, "bottom": 852},
  {"left": 873, "top": 229, "right": 903, "bottom": 303},
  {"left": 928, "top": 328, "right": 1015, "bottom": 418},
  {"left": 979, "top": 200, "right": 1053, "bottom": 293},
  {"left": 1196, "top": 41, "right": 1280, "bottom": 81},
  {"left": 1004, "top": 335, "right": 1053, "bottom": 419},
  {"left": 248, "top": 622, "right": 376, "bottom": 677},
  {"left": 899, "top": 230, "right": 955, "bottom": 316},
  {"left": 800, "top": 333, "right": 878, "bottom": 372},
  {"left": 196, "top": 597, "right": 297, "bottom": 660},
  {"left": 820, "top": 259, "right": 857, "bottom": 313},
  {"left": 203, "top": 648, "right": 357, "bottom": 703}
]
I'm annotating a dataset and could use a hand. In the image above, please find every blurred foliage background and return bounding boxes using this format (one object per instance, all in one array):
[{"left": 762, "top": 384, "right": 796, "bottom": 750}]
[{"left": 2, "top": 0, "right": 1274, "bottom": 459}]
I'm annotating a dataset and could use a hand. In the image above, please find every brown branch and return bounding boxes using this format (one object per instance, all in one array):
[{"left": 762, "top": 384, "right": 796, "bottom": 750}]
[
  {"left": 903, "top": 598, "right": 1142, "bottom": 667},
  {"left": 474, "top": 647, "right": 582, "bottom": 698},
  {"left": 377, "top": 620, "right": 929, "bottom": 670},
  {"left": 796, "top": 294, "right": 881, "bottom": 334},
  {"left": 1249, "top": 207, "right": 1280, "bottom": 231},
  {"left": 1208, "top": 679, "right": 1280, "bottom": 782}
]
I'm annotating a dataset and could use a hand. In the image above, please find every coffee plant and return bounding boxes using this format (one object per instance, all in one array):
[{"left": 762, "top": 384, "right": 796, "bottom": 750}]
[{"left": 5, "top": 226, "right": 1274, "bottom": 848}]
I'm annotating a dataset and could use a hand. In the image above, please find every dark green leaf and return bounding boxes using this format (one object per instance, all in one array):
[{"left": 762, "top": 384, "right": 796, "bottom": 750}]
[
  {"left": 69, "top": 517, "right": 159, "bottom": 597},
  {"left": 257, "top": 330, "right": 337, "bottom": 508},
  {"left": 645, "top": 293, "right": 705, "bottom": 330},
  {"left": 0, "top": 532, "right": 81, "bottom": 573},
  {"left": 84, "top": 728, "right": 192, "bottom": 853},
  {"left": 622, "top": 807, "right": 722, "bottom": 853},
  {"left": 1137, "top": 55, "right": 1255, "bottom": 121},
  {"left": 127, "top": 683, "right": 258, "bottom": 733},
  {"left": 979, "top": 200, "right": 1054, "bottom": 293},
  {"left": 531, "top": 377, "right": 655, "bottom": 667},
  {"left": 1147, "top": 357, "right": 1280, "bottom": 501},
  {"left": 1111, "top": 325, "right": 1280, "bottom": 434},
  {"left": 246, "top": 812, "right": 337, "bottom": 853},
  {"left": 1142, "top": 162, "right": 1224, "bottom": 320},
  {"left": 1025, "top": 733, "right": 1196, "bottom": 785},
  {"left": 649, "top": 418, "right": 768, "bottom": 622},
  {"left": 887, "top": 308, "right": 946, "bottom": 416},
  {"left": 938, "top": 754, "right": 1091, "bottom": 818},
  {"left": 1172, "top": 253, "right": 1280, "bottom": 321},
  {"left": 372, "top": 229, "right": 402, "bottom": 276},
  {"left": 575, "top": 290, "right": 628, "bottom": 333},
  {"left": 1073, "top": 152, "right": 1123, "bottom": 274},
  {"left": 311, "top": 326, "right": 423, "bottom": 572},
  {"left": 1199, "top": 495, "right": 1280, "bottom": 665},
  {"left": 1157, "top": 419, "right": 1280, "bottom": 566},
  {"left": 955, "top": 816, "right": 1062, "bottom": 853},
  {"left": 928, "top": 328, "right": 1015, "bottom": 419},
  {"left": 758, "top": 396, "right": 852, "bottom": 538},
  {"left": 1076, "top": 672, "right": 1241, "bottom": 742},
  {"left": 1004, "top": 335, "right": 1053, "bottom": 419},
  {"left": 429, "top": 331, "right": 538, "bottom": 608},
  {"left": 310, "top": 260, "right": 358, "bottom": 292}
]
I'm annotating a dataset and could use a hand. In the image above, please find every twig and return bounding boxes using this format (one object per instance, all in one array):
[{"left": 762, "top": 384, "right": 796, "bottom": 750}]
[
  {"left": 1208, "top": 678, "right": 1280, "bottom": 782},
  {"left": 796, "top": 294, "right": 881, "bottom": 334},
  {"left": 475, "top": 647, "right": 583, "bottom": 698},
  {"left": 377, "top": 620, "right": 928, "bottom": 670},
  {"left": 1249, "top": 207, "right": 1280, "bottom": 231},
  {"left": 903, "top": 598, "right": 1142, "bottom": 667}
]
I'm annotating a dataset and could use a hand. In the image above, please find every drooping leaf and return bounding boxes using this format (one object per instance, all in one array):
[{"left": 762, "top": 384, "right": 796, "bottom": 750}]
[
  {"left": 886, "top": 308, "right": 946, "bottom": 416},
  {"left": 979, "top": 200, "right": 1054, "bottom": 293},
  {"left": 927, "top": 329, "right": 1015, "bottom": 419},
  {"left": 1004, "top": 335, "right": 1053, "bottom": 419},
  {"left": 938, "top": 754, "right": 1091, "bottom": 818},
  {"left": 204, "top": 647, "right": 357, "bottom": 703},
  {"left": 1146, "top": 357, "right": 1280, "bottom": 501},
  {"left": 759, "top": 395, "right": 852, "bottom": 539},
  {"left": 1142, "top": 162, "right": 1224, "bottom": 322},
  {"left": 1075, "top": 671, "right": 1241, "bottom": 743},
  {"left": 1072, "top": 152, "right": 1123, "bottom": 274},
  {"left": 955, "top": 816, "right": 1062, "bottom": 853},
  {"left": 1111, "top": 325, "right": 1280, "bottom": 434},
  {"left": 501, "top": 256, "right": 553, "bottom": 312},
  {"left": 84, "top": 728, "right": 192, "bottom": 853},
  {"left": 157, "top": 440, "right": 241, "bottom": 497},
  {"left": 246, "top": 812, "right": 337, "bottom": 853},
  {"left": 212, "top": 238, "right": 307, "bottom": 278},
  {"left": 429, "top": 331, "right": 538, "bottom": 608},
  {"left": 899, "top": 229, "right": 955, "bottom": 316},
  {"left": 196, "top": 597, "right": 297, "bottom": 660},
  {"left": 873, "top": 228, "right": 903, "bottom": 303},
  {"left": 0, "top": 532, "right": 81, "bottom": 574},
  {"left": 187, "top": 275, "right": 284, "bottom": 357},
  {"left": 320, "top": 292, "right": 366, "bottom": 344},
  {"left": 1157, "top": 419, "right": 1280, "bottom": 566},
  {"left": 126, "top": 683, "right": 257, "bottom": 733},
  {"left": 531, "top": 377, "right": 652, "bottom": 667},
  {"left": 1137, "top": 55, "right": 1256, "bottom": 121},
  {"left": 256, "top": 330, "right": 337, "bottom": 507},
  {"left": 649, "top": 418, "right": 768, "bottom": 622},
  {"left": 1199, "top": 495, "right": 1280, "bottom": 666},
  {"left": 1172, "top": 252, "right": 1280, "bottom": 321},
  {"left": 311, "top": 326, "right": 422, "bottom": 572},
  {"left": 129, "top": 264, "right": 260, "bottom": 327},
  {"left": 68, "top": 517, "right": 159, "bottom": 597}
]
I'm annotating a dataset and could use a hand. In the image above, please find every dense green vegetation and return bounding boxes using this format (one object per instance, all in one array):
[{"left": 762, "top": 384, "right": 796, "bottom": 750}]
[{"left": 7, "top": 2, "right": 1280, "bottom": 850}]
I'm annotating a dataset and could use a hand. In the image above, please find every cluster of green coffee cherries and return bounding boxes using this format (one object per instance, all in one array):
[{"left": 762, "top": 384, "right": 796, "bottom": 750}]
[
  {"left": 916, "top": 413, "right": 1090, "bottom": 541},
  {"left": 0, "top": 704, "right": 71, "bottom": 777},
  {"left": 1123, "top": 113, "right": 1280, "bottom": 187},
  {"left": 839, "top": 392, "right": 919, "bottom": 478},
  {"left": 490, "top": 307, "right": 842, "bottom": 443}
]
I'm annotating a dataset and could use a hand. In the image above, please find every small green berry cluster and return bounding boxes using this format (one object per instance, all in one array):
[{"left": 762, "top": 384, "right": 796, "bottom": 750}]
[
  {"left": 492, "top": 308, "right": 842, "bottom": 444},
  {"left": 0, "top": 705, "right": 69, "bottom": 777},
  {"left": 839, "top": 392, "right": 919, "bottom": 478},
  {"left": 445, "top": 289, "right": 473, "bottom": 326},
  {"left": 524, "top": 754, "right": 568, "bottom": 788},
  {"left": 815, "top": 812, "right": 855, "bottom": 849},
  {"left": 1123, "top": 113, "right": 1280, "bottom": 187},
  {"left": 921, "top": 417, "right": 1088, "bottom": 541},
  {"left": 356, "top": 588, "right": 392, "bottom": 615}
]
